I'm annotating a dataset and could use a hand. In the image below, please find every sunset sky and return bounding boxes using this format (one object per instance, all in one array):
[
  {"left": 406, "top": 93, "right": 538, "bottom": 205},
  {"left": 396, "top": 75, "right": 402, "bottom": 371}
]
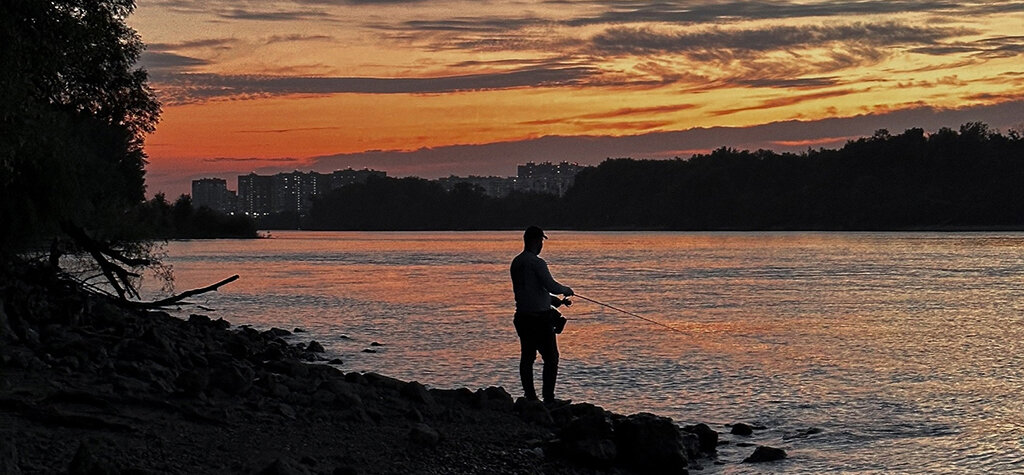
[{"left": 130, "top": 1, "right": 1024, "bottom": 197}]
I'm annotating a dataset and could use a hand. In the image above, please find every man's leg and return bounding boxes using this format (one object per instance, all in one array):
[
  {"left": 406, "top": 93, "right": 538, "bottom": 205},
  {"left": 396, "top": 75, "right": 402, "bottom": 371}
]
[
  {"left": 537, "top": 328, "right": 559, "bottom": 402},
  {"left": 514, "top": 317, "right": 539, "bottom": 400}
]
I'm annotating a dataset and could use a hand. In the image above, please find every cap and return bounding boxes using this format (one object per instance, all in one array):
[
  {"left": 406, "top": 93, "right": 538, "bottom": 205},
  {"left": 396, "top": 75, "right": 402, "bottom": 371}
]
[{"left": 523, "top": 225, "right": 548, "bottom": 240}]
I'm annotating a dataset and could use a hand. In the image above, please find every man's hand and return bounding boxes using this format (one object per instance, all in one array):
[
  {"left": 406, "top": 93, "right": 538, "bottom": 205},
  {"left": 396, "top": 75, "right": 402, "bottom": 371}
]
[{"left": 564, "top": 287, "right": 574, "bottom": 297}]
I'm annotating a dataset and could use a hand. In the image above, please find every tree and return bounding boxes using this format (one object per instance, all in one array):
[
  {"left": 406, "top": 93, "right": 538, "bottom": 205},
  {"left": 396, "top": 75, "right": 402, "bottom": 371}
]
[{"left": 1, "top": 0, "right": 161, "bottom": 298}]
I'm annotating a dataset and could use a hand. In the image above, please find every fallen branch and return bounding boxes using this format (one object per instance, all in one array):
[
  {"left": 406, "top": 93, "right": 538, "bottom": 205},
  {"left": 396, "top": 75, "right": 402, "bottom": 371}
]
[{"left": 132, "top": 275, "right": 239, "bottom": 308}]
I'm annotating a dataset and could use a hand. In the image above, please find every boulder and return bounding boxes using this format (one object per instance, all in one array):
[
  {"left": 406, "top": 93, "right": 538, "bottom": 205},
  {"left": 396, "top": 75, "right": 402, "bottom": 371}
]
[
  {"left": 68, "top": 439, "right": 118, "bottom": 475},
  {"left": 175, "top": 368, "right": 210, "bottom": 396},
  {"left": 783, "top": 427, "right": 823, "bottom": 440},
  {"left": 263, "top": 327, "right": 292, "bottom": 339},
  {"left": 514, "top": 398, "right": 553, "bottom": 426},
  {"left": 211, "top": 362, "right": 254, "bottom": 395},
  {"left": 614, "top": 413, "right": 688, "bottom": 472},
  {"left": 401, "top": 381, "right": 434, "bottom": 404},
  {"left": 730, "top": 422, "right": 754, "bottom": 436},
  {"left": 258, "top": 457, "right": 311, "bottom": 475},
  {"left": 0, "top": 436, "right": 22, "bottom": 475},
  {"left": 475, "top": 386, "right": 513, "bottom": 412},
  {"left": 306, "top": 341, "right": 325, "bottom": 353},
  {"left": 743, "top": 445, "right": 787, "bottom": 463},
  {"left": 560, "top": 413, "right": 617, "bottom": 467},
  {"left": 408, "top": 423, "right": 441, "bottom": 447},
  {"left": 681, "top": 423, "right": 718, "bottom": 454}
]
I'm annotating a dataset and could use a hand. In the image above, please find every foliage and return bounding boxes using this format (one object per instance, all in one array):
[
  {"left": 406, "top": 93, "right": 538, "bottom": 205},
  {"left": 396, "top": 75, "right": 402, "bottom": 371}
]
[
  {"left": 305, "top": 176, "right": 562, "bottom": 230},
  {"left": 1, "top": 0, "right": 160, "bottom": 253},
  {"left": 136, "top": 194, "right": 259, "bottom": 239},
  {"left": 302, "top": 123, "right": 1024, "bottom": 231}
]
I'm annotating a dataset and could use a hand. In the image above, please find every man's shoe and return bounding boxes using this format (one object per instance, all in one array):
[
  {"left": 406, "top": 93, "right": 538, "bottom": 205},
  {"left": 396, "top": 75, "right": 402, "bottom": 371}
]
[{"left": 543, "top": 398, "right": 571, "bottom": 408}]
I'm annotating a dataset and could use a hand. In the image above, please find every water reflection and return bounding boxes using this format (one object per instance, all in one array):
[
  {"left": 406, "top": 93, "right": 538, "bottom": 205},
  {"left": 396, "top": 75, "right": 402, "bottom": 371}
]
[{"left": 155, "top": 231, "right": 1024, "bottom": 472}]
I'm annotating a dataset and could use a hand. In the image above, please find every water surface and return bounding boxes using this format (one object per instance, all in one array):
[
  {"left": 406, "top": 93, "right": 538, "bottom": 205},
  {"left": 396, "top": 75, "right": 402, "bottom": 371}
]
[{"left": 150, "top": 231, "right": 1024, "bottom": 473}]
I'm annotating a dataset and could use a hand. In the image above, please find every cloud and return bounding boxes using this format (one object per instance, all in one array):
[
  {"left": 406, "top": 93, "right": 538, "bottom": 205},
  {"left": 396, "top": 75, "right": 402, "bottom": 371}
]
[
  {"left": 912, "top": 35, "right": 1024, "bottom": 59},
  {"left": 562, "top": 1, "right": 1023, "bottom": 26},
  {"left": 589, "top": 22, "right": 970, "bottom": 57},
  {"left": 138, "top": 51, "right": 211, "bottom": 72},
  {"left": 303, "top": 100, "right": 1024, "bottom": 178},
  {"left": 710, "top": 89, "right": 859, "bottom": 117},
  {"left": 149, "top": 65, "right": 601, "bottom": 104},
  {"left": 201, "top": 157, "right": 302, "bottom": 163}
]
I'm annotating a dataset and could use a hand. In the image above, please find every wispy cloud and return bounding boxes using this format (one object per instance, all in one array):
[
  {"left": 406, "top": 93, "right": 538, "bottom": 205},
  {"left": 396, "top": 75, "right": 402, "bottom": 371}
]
[
  {"left": 588, "top": 22, "right": 970, "bottom": 57},
  {"left": 202, "top": 157, "right": 301, "bottom": 163},
  {"left": 710, "top": 89, "right": 859, "bottom": 117},
  {"left": 150, "top": 65, "right": 601, "bottom": 104}
]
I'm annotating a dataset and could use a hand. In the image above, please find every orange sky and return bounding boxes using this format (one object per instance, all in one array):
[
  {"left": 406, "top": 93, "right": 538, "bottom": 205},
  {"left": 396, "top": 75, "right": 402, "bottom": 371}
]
[{"left": 129, "top": 1, "right": 1024, "bottom": 197}]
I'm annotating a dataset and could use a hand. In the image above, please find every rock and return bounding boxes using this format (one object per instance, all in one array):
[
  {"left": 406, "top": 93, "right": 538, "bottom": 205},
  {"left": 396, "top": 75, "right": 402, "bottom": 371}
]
[
  {"left": 678, "top": 431, "right": 702, "bottom": 460},
  {"left": 369, "top": 341, "right": 384, "bottom": 346},
  {"left": 514, "top": 398, "right": 554, "bottom": 426},
  {"left": 293, "top": 327, "right": 307, "bottom": 333},
  {"left": 730, "top": 422, "right": 754, "bottom": 436},
  {"left": 211, "top": 362, "right": 254, "bottom": 395},
  {"left": 560, "top": 413, "right": 616, "bottom": 467},
  {"left": 328, "top": 358, "right": 344, "bottom": 365},
  {"left": 258, "top": 457, "right": 311, "bottom": 475},
  {"left": 175, "top": 368, "right": 210, "bottom": 396},
  {"left": 614, "top": 413, "right": 688, "bottom": 472},
  {"left": 188, "top": 313, "right": 212, "bottom": 326},
  {"left": 312, "top": 388, "right": 336, "bottom": 405},
  {"left": 68, "top": 439, "right": 118, "bottom": 475},
  {"left": 0, "top": 302, "right": 16, "bottom": 343},
  {"left": 681, "top": 423, "right": 718, "bottom": 454},
  {"left": 0, "top": 436, "right": 22, "bottom": 475},
  {"left": 306, "top": 341, "right": 325, "bottom": 353},
  {"left": 263, "top": 328, "right": 292, "bottom": 339},
  {"left": 408, "top": 423, "right": 441, "bottom": 447},
  {"left": 567, "top": 438, "right": 617, "bottom": 467},
  {"left": 401, "top": 381, "right": 436, "bottom": 406},
  {"left": 364, "top": 373, "right": 403, "bottom": 391},
  {"left": 783, "top": 427, "right": 823, "bottom": 440},
  {"left": 743, "top": 445, "right": 787, "bottom": 463},
  {"left": 475, "top": 386, "right": 513, "bottom": 412},
  {"left": 361, "top": 349, "right": 377, "bottom": 353}
]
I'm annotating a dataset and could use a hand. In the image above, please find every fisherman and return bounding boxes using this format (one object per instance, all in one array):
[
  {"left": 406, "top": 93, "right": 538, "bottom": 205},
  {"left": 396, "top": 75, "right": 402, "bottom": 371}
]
[{"left": 510, "top": 225, "right": 573, "bottom": 406}]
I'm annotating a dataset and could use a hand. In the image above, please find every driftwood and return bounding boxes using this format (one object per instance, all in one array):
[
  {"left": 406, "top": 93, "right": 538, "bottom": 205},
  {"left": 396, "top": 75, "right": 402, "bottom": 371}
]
[
  {"left": 135, "top": 274, "right": 239, "bottom": 308},
  {"left": 58, "top": 222, "right": 239, "bottom": 309}
]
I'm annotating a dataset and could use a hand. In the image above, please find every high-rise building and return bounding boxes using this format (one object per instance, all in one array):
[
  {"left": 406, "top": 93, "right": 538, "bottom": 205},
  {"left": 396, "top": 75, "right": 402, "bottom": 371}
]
[
  {"left": 436, "top": 175, "right": 516, "bottom": 197},
  {"left": 515, "top": 161, "right": 583, "bottom": 196},
  {"left": 331, "top": 168, "right": 386, "bottom": 189},
  {"left": 237, "top": 173, "right": 273, "bottom": 216},
  {"left": 235, "top": 168, "right": 387, "bottom": 216},
  {"left": 191, "top": 178, "right": 237, "bottom": 214}
]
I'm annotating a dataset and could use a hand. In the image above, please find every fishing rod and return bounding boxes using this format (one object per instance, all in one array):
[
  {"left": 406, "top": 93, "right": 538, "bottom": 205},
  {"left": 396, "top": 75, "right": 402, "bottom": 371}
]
[{"left": 571, "top": 293, "right": 688, "bottom": 335}]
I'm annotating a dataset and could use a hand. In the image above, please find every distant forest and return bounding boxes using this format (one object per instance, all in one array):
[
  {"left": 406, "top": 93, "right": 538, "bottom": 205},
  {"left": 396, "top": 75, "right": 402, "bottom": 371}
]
[
  {"left": 139, "top": 194, "right": 258, "bottom": 239},
  {"left": 284, "top": 122, "right": 1024, "bottom": 231}
]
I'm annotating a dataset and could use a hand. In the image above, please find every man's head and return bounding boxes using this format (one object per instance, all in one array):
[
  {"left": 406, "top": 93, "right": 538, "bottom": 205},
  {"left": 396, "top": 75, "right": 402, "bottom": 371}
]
[{"left": 523, "top": 225, "right": 547, "bottom": 253}]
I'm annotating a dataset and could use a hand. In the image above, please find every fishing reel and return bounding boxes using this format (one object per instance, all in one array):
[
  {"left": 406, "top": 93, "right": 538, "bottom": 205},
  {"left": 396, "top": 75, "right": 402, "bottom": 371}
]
[{"left": 553, "top": 297, "right": 572, "bottom": 307}]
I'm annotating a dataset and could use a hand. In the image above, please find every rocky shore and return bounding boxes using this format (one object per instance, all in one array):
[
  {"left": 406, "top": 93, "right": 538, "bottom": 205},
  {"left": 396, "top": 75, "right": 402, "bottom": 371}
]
[{"left": 0, "top": 263, "right": 786, "bottom": 474}]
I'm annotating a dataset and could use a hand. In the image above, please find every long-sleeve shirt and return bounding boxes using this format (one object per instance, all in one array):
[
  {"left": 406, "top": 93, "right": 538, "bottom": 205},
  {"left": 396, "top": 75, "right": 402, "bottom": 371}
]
[{"left": 510, "top": 250, "right": 571, "bottom": 313}]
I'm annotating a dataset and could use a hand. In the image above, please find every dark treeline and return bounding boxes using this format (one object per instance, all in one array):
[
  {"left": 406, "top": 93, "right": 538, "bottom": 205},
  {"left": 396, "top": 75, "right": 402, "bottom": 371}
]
[
  {"left": 306, "top": 179, "right": 562, "bottom": 230},
  {"left": 299, "top": 123, "right": 1024, "bottom": 231},
  {"left": 136, "top": 194, "right": 258, "bottom": 239}
]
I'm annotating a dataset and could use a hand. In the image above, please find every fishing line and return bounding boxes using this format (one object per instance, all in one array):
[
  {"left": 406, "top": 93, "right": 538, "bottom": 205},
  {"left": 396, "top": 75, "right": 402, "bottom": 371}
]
[{"left": 572, "top": 293, "right": 688, "bottom": 335}]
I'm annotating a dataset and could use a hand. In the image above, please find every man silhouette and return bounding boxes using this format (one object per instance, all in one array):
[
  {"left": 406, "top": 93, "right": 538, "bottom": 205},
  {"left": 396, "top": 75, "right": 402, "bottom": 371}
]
[{"left": 510, "top": 225, "right": 573, "bottom": 405}]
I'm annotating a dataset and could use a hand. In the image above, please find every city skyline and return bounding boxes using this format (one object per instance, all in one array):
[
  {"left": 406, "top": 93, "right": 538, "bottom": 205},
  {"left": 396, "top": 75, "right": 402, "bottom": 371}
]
[
  {"left": 191, "top": 161, "right": 583, "bottom": 216},
  {"left": 132, "top": 1, "right": 1024, "bottom": 198}
]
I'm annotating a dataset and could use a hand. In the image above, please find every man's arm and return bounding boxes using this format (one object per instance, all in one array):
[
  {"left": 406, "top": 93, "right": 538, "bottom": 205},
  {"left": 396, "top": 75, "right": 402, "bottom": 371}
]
[{"left": 537, "top": 259, "right": 573, "bottom": 296}]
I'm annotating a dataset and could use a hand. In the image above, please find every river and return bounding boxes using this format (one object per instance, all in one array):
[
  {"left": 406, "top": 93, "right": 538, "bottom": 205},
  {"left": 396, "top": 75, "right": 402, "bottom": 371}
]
[{"left": 149, "top": 231, "right": 1024, "bottom": 473}]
